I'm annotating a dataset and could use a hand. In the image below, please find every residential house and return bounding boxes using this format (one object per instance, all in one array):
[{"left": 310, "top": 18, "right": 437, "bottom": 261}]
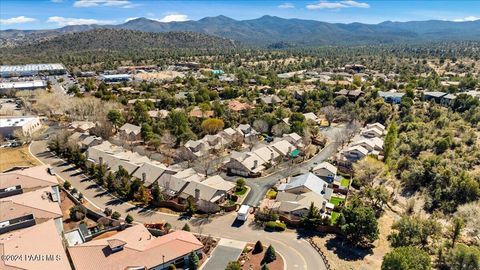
[
  {"left": 303, "top": 112, "right": 320, "bottom": 123},
  {"left": 228, "top": 100, "right": 254, "bottom": 112},
  {"left": 79, "top": 135, "right": 103, "bottom": 149},
  {"left": 278, "top": 172, "right": 333, "bottom": 199},
  {"left": 335, "top": 89, "right": 364, "bottom": 101},
  {"left": 273, "top": 191, "right": 334, "bottom": 219},
  {"left": 311, "top": 162, "right": 337, "bottom": 182},
  {"left": 118, "top": 123, "right": 142, "bottom": 142},
  {"left": 180, "top": 175, "right": 235, "bottom": 212},
  {"left": 0, "top": 220, "right": 71, "bottom": 270},
  {"left": 378, "top": 91, "right": 405, "bottom": 104},
  {"left": 132, "top": 162, "right": 178, "bottom": 187},
  {"left": 189, "top": 106, "right": 214, "bottom": 118},
  {"left": 361, "top": 127, "right": 384, "bottom": 138},
  {"left": 283, "top": 132, "right": 303, "bottom": 146},
  {"left": 341, "top": 145, "right": 369, "bottom": 162},
  {"left": 69, "top": 121, "right": 95, "bottom": 133},
  {"left": 269, "top": 139, "right": 297, "bottom": 159},
  {"left": 147, "top": 109, "right": 169, "bottom": 119},
  {"left": 441, "top": 94, "right": 457, "bottom": 107},
  {"left": 0, "top": 187, "right": 63, "bottom": 234},
  {"left": 423, "top": 91, "right": 447, "bottom": 102},
  {"left": 258, "top": 94, "right": 283, "bottom": 105},
  {"left": 0, "top": 165, "right": 60, "bottom": 201},
  {"left": 86, "top": 141, "right": 150, "bottom": 174},
  {"left": 68, "top": 225, "right": 203, "bottom": 270},
  {"left": 225, "top": 151, "right": 266, "bottom": 177}
]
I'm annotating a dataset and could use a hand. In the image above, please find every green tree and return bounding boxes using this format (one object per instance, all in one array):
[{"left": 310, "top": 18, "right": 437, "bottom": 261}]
[
  {"left": 166, "top": 110, "right": 194, "bottom": 143},
  {"left": 188, "top": 252, "right": 199, "bottom": 270},
  {"left": 383, "top": 122, "right": 398, "bottom": 163},
  {"left": 111, "top": 211, "right": 121, "bottom": 220},
  {"left": 338, "top": 205, "right": 379, "bottom": 246},
  {"left": 253, "top": 240, "right": 264, "bottom": 254},
  {"left": 450, "top": 217, "right": 464, "bottom": 248},
  {"left": 107, "top": 109, "right": 125, "bottom": 131},
  {"left": 388, "top": 216, "right": 441, "bottom": 250},
  {"left": 382, "top": 246, "right": 431, "bottom": 270},
  {"left": 201, "top": 118, "right": 225, "bottom": 134},
  {"left": 125, "top": 214, "right": 134, "bottom": 224},
  {"left": 151, "top": 180, "right": 164, "bottom": 205},
  {"left": 63, "top": 180, "right": 71, "bottom": 190},
  {"left": 445, "top": 244, "right": 480, "bottom": 270},
  {"left": 185, "top": 197, "right": 196, "bottom": 216},
  {"left": 69, "top": 205, "right": 87, "bottom": 221},
  {"left": 225, "top": 261, "right": 241, "bottom": 270},
  {"left": 301, "top": 202, "right": 322, "bottom": 228},
  {"left": 182, "top": 223, "right": 191, "bottom": 231},
  {"left": 262, "top": 245, "right": 277, "bottom": 264}
]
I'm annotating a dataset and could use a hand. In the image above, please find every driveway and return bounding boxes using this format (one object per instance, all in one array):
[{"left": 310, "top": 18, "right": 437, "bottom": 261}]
[
  {"left": 231, "top": 124, "right": 346, "bottom": 206},
  {"left": 29, "top": 140, "right": 328, "bottom": 270}
]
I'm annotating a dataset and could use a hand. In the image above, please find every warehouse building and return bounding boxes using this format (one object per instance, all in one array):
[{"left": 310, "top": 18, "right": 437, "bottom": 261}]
[
  {"left": 0, "top": 63, "right": 66, "bottom": 78},
  {"left": 100, "top": 74, "right": 132, "bottom": 83},
  {"left": 0, "top": 80, "right": 46, "bottom": 93}
]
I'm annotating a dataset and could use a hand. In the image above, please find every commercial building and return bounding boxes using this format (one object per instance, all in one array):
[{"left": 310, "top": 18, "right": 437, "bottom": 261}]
[
  {"left": 0, "top": 63, "right": 66, "bottom": 78},
  {"left": 100, "top": 74, "right": 132, "bottom": 83},
  {"left": 0, "top": 116, "right": 41, "bottom": 137},
  {"left": 0, "top": 80, "right": 46, "bottom": 93}
]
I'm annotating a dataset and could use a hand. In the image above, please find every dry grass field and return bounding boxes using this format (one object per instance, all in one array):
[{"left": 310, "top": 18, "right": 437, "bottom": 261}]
[{"left": 0, "top": 145, "right": 39, "bottom": 172}]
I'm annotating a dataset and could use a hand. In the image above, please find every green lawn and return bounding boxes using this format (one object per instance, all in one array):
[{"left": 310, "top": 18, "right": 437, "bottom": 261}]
[
  {"left": 340, "top": 178, "right": 350, "bottom": 188},
  {"left": 330, "top": 196, "right": 345, "bottom": 206},
  {"left": 331, "top": 211, "right": 341, "bottom": 224},
  {"left": 235, "top": 186, "right": 247, "bottom": 196},
  {"left": 266, "top": 189, "right": 278, "bottom": 199}
]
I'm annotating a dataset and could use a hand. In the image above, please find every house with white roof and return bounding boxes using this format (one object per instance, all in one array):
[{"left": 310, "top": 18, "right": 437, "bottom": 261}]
[
  {"left": 312, "top": 162, "right": 337, "bottom": 181},
  {"left": 118, "top": 123, "right": 141, "bottom": 142},
  {"left": 278, "top": 172, "right": 333, "bottom": 199},
  {"left": 225, "top": 151, "right": 266, "bottom": 177},
  {"left": 341, "top": 145, "right": 369, "bottom": 161},
  {"left": 273, "top": 191, "right": 334, "bottom": 219}
]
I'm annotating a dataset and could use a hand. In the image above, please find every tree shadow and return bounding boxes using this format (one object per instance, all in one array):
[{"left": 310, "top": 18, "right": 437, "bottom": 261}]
[
  {"left": 325, "top": 235, "right": 373, "bottom": 261},
  {"left": 106, "top": 198, "right": 124, "bottom": 206}
]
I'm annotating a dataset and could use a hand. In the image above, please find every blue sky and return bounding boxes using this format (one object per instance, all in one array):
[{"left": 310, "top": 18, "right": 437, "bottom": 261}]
[{"left": 1, "top": 0, "right": 479, "bottom": 30}]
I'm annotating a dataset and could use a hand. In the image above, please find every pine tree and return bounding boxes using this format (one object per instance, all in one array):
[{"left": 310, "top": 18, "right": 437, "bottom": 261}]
[
  {"left": 182, "top": 223, "right": 191, "bottom": 231},
  {"left": 253, "top": 240, "right": 264, "bottom": 254},
  {"left": 151, "top": 180, "right": 163, "bottom": 205},
  {"left": 263, "top": 245, "right": 276, "bottom": 264},
  {"left": 188, "top": 252, "right": 199, "bottom": 270}
]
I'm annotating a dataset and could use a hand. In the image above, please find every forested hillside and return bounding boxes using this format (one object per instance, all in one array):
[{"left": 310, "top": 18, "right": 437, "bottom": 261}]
[{"left": 0, "top": 29, "right": 238, "bottom": 64}]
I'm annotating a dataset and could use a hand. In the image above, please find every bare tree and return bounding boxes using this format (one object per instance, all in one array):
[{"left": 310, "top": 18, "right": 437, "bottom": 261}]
[
  {"left": 271, "top": 123, "right": 289, "bottom": 137},
  {"left": 253, "top": 119, "right": 269, "bottom": 134},
  {"left": 194, "top": 154, "right": 222, "bottom": 177},
  {"left": 13, "top": 129, "right": 32, "bottom": 144},
  {"left": 320, "top": 106, "right": 338, "bottom": 126}
]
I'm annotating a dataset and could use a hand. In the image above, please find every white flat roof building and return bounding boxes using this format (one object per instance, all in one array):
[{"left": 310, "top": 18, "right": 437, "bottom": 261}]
[
  {"left": 0, "top": 63, "right": 66, "bottom": 77},
  {"left": 0, "top": 116, "right": 41, "bottom": 137},
  {"left": 0, "top": 80, "right": 46, "bottom": 91}
]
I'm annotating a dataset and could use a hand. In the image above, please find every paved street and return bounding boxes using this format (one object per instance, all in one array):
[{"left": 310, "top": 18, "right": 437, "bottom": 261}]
[
  {"left": 29, "top": 140, "right": 328, "bottom": 270},
  {"left": 233, "top": 124, "right": 346, "bottom": 206}
]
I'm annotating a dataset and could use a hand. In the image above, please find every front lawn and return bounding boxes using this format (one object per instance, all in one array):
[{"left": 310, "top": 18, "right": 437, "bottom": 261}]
[
  {"left": 330, "top": 196, "right": 345, "bottom": 206},
  {"left": 340, "top": 178, "right": 350, "bottom": 188},
  {"left": 235, "top": 186, "right": 247, "bottom": 195},
  {"left": 330, "top": 211, "right": 341, "bottom": 224}
]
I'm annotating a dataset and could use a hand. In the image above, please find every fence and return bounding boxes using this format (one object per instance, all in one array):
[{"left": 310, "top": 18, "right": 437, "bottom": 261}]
[{"left": 307, "top": 237, "right": 333, "bottom": 270}]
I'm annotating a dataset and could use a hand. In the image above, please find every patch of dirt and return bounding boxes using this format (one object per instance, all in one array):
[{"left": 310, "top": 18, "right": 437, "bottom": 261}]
[
  {"left": 0, "top": 145, "right": 39, "bottom": 171},
  {"left": 240, "top": 244, "right": 284, "bottom": 270},
  {"left": 60, "top": 190, "right": 96, "bottom": 231},
  {"left": 312, "top": 211, "right": 397, "bottom": 270}
]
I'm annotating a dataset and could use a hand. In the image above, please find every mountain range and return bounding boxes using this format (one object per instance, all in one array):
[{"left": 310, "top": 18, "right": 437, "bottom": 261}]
[{"left": 2, "top": 15, "right": 480, "bottom": 47}]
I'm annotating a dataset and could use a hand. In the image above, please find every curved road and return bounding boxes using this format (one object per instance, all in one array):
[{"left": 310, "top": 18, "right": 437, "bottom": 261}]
[{"left": 30, "top": 140, "right": 328, "bottom": 270}]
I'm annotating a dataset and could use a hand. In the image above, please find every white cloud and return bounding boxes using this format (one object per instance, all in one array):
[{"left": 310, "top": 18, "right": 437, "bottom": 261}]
[
  {"left": 158, "top": 14, "right": 189, "bottom": 22},
  {"left": 278, "top": 3, "right": 295, "bottom": 9},
  {"left": 124, "top": 14, "right": 188, "bottom": 23},
  {"left": 452, "top": 16, "right": 480, "bottom": 22},
  {"left": 47, "top": 16, "right": 115, "bottom": 26},
  {"left": 73, "top": 0, "right": 135, "bottom": 8},
  {"left": 51, "top": 0, "right": 63, "bottom": 3},
  {"left": 307, "top": 0, "right": 369, "bottom": 10},
  {"left": 0, "top": 16, "right": 36, "bottom": 25}
]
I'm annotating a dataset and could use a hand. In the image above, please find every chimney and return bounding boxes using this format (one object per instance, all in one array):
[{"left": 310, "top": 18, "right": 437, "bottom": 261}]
[
  {"left": 194, "top": 188, "right": 200, "bottom": 200},
  {"left": 142, "top": 172, "right": 146, "bottom": 183},
  {"left": 270, "top": 151, "right": 274, "bottom": 161},
  {"left": 322, "top": 201, "right": 326, "bottom": 213},
  {"left": 323, "top": 184, "right": 327, "bottom": 193},
  {"left": 253, "top": 160, "right": 258, "bottom": 169},
  {"left": 288, "top": 146, "right": 292, "bottom": 155}
]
